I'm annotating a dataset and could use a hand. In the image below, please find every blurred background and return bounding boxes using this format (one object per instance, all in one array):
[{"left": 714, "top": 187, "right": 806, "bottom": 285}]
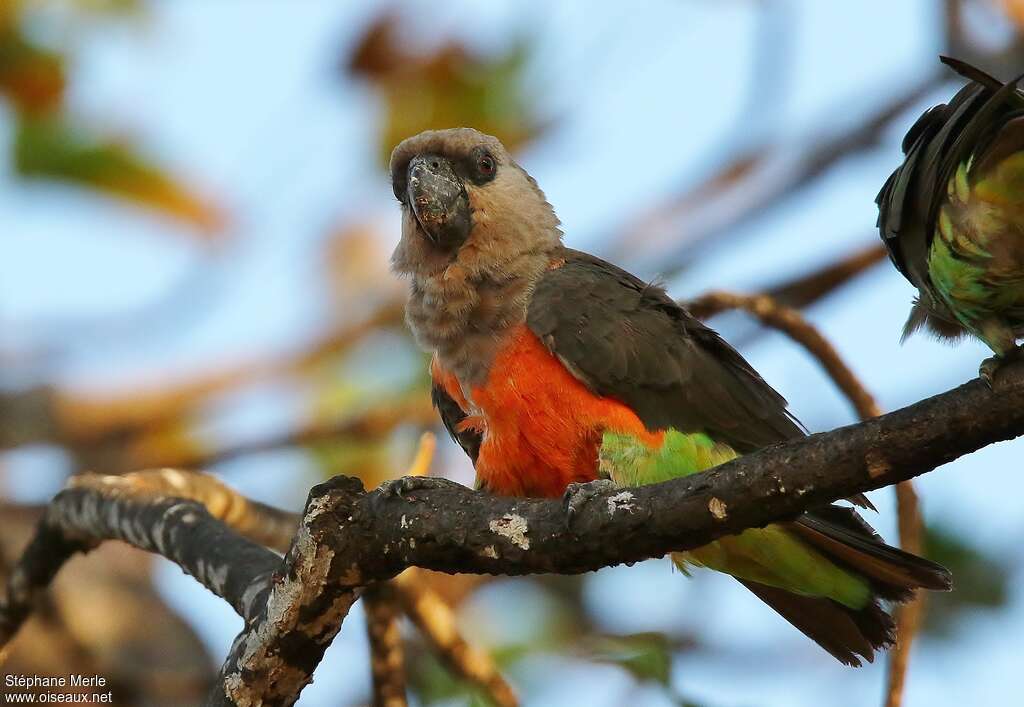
[{"left": 2, "top": 1, "right": 1023, "bottom": 705}]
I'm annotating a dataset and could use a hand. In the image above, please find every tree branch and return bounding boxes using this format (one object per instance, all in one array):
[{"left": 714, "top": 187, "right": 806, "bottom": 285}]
[
  {"left": 685, "top": 290, "right": 879, "bottom": 420},
  {"left": 392, "top": 572, "right": 519, "bottom": 707},
  {"left": 762, "top": 242, "right": 889, "bottom": 310},
  {"left": 687, "top": 290, "right": 926, "bottom": 707},
  {"left": 5, "top": 361, "right": 1023, "bottom": 703},
  {"left": 306, "top": 367, "right": 1024, "bottom": 579},
  {"left": 884, "top": 482, "right": 924, "bottom": 707},
  {"left": 202, "top": 360, "right": 1022, "bottom": 702},
  {"left": 363, "top": 583, "right": 408, "bottom": 707},
  {"left": 614, "top": 72, "right": 944, "bottom": 273},
  {"left": 0, "top": 478, "right": 279, "bottom": 649},
  {"left": 0, "top": 462, "right": 518, "bottom": 706}
]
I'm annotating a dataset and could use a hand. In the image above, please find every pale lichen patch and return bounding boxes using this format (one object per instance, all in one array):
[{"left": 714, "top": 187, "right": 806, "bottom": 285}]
[
  {"left": 481, "top": 545, "right": 499, "bottom": 559},
  {"left": 488, "top": 513, "right": 530, "bottom": 550},
  {"left": 708, "top": 497, "right": 728, "bottom": 521},
  {"left": 606, "top": 491, "right": 636, "bottom": 515},
  {"left": 304, "top": 494, "right": 334, "bottom": 521}
]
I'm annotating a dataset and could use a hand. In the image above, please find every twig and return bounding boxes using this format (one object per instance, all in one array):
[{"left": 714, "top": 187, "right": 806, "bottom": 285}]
[
  {"left": 70, "top": 470, "right": 301, "bottom": 551},
  {"left": 363, "top": 583, "right": 408, "bottom": 707},
  {"left": 687, "top": 290, "right": 925, "bottom": 707},
  {"left": 0, "top": 301, "right": 405, "bottom": 452},
  {"left": 764, "top": 242, "right": 889, "bottom": 310},
  {"left": 405, "top": 432, "right": 437, "bottom": 478},
  {"left": 393, "top": 571, "right": 518, "bottom": 707},
  {"left": 684, "top": 291, "right": 878, "bottom": 420},
  {"left": 144, "top": 394, "right": 435, "bottom": 470},
  {"left": 614, "top": 72, "right": 944, "bottom": 273},
  {"left": 382, "top": 432, "right": 519, "bottom": 707},
  {"left": 884, "top": 482, "right": 923, "bottom": 707}
]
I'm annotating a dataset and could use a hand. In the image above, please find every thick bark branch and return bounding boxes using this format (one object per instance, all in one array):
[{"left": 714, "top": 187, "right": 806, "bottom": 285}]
[
  {"left": 6, "top": 362, "right": 1024, "bottom": 704},
  {"left": 200, "top": 360, "right": 1024, "bottom": 702},
  {"left": 206, "top": 476, "right": 366, "bottom": 706},
  {"left": 314, "top": 363, "right": 1023, "bottom": 581}
]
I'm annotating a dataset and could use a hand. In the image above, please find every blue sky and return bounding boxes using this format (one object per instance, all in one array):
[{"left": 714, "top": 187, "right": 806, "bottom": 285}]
[{"left": 3, "top": 2, "right": 1022, "bottom": 705}]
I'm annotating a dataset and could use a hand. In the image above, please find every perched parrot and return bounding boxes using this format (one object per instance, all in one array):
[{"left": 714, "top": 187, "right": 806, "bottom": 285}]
[
  {"left": 877, "top": 56, "right": 1024, "bottom": 384},
  {"left": 390, "top": 127, "right": 951, "bottom": 666}
]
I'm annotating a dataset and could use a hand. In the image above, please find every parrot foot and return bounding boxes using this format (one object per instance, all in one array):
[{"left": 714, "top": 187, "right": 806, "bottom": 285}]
[
  {"left": 979, "top": 345, "right": 1023, "bottom": 389},
  {"left": 375, "top": 475, "right": 464, "bottom": 502},
  {"left": 562, "top": 479, "right": 618, "bottom": 528}
]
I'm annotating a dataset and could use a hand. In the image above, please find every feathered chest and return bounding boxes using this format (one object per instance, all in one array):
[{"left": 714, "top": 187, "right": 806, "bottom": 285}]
[
  {"left": 404, "top": 266, "right": 535, "bottom": 385},
  {"left": 431, "top": 325, "right": 664, "bottom": 497}
]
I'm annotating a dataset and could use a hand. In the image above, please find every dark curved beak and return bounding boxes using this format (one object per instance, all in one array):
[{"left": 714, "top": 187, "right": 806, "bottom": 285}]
[{"left": 407, "top": 154, "right": 471, "bottom": 249}]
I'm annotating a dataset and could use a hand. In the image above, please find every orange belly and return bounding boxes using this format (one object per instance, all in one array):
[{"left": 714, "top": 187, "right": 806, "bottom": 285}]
[{"left": 433, "top": 325, "right": 663, "bottom": 498}]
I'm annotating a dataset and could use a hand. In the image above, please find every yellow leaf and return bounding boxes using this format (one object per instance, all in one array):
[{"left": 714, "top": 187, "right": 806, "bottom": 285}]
[{"left": 14, "top": 115, "right": 226, "bottom": 239}]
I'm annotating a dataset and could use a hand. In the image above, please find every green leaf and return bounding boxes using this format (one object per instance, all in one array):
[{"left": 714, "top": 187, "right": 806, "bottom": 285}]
[
  {"left": 407, "top": 649, "right": 503, "bottom": 707},
  {"left": 922, "top": 522, "right": 1011, "bottom": 636},
  {"left": 581, "top": 632, "right": 672, "bottom": 686}
]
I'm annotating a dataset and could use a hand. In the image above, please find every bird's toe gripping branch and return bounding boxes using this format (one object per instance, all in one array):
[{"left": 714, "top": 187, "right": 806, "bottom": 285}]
[
  {"left": 562, "top": 478, "right": 619, "bottom": 529},
  {"left": 375, "top": 475, "right": 468, "bottom": 502},
  {"left": 979, "top": 344, "right": 1024, "bottom": 390}
]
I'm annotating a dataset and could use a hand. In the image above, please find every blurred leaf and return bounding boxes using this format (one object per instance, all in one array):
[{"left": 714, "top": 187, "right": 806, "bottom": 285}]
[
  {"left": 0, "top": 27, "right": 65, "bottom": 113},
  {"left": 346, "top": 14, "right": 547, "bottom": 162},
  {"left": 306, "top": 378, "right": 423, "bottom": 486},
  {"left": 922, "top": 522, "right": 1011, "bottom": 636},
  {"left": 309, "top": 434, "right": 392, "bottom": 484},
  {"left": 581, "top": 631, "right": 672, "bottom": 686},
  {"left": 66, "top": 0, "right": 142, "bottom": 14},
  {"left": 1004, "top": 0, "right": 1024, "bottom": 30},
  {"left": 125, "top": 418, "right": 210, "bottom": 470},
  {"left": 14, "top": 115, "right": 226, "bottom": 237},
  {"left": 407, "top": 648, "right": 502, "bottom": 707},
  {"left": 323, "top": 222, "right": 404, "bottom": 315}
]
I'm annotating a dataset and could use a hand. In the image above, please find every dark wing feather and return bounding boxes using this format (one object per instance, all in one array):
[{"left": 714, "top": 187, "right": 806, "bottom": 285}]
[
  {"left": 877, "top": 58, "right": 1024, "bottom": 299},
  {"left": 793, "top": 510, "right": 952, "bottom": 599},
  {"left": 524, "top": 250, "right": 950, "bottom": 662},
  {"left": 527, "top": 248, "right": 803, "bottom": 453},
  {"left": 741, "top": 507, "right": 950, "bottom": 664},
  {"left": 431, "top": 383, "right": 480, "bottom": 464},
  {"left": 876, "top": 81, "right": 990, "bottom": 291},
  {"left": 737, "top": 579, "right": 892, "bottom": 667}
]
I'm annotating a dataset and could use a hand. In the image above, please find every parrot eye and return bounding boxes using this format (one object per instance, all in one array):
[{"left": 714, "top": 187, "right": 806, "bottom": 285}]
[{"left": 477, "top": 154, "right": 496, "bottom": 177}]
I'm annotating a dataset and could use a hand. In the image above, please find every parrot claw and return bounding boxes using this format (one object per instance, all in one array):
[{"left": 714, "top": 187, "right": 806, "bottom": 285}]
[
  {"left": 562, "top": 479, "right": 618, "bottom": 529},
  {"left": 979, "top": 345, "right": 1023, "bottom": 390},
  {"left": 375, "top": 476, "right": 464, "bottom": 502},
  {"left": 979, "top": 356, "right": 1000, "bottom": 389}
]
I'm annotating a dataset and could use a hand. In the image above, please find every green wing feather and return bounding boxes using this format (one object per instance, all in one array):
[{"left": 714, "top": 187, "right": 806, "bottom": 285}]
[{"left": 599, "top": 430, "right": 872, "bottom": 610}]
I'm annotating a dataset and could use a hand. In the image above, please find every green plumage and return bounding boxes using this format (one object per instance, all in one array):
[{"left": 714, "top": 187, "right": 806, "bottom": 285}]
[
  {"left": 599, "top": 430, "right": 872, "bottom": 610},
  {"left": 928, "top": 153, "right": 1024, "bottom": 352},
  {"left": 596, "top": 430, "right": 951, "bottom": 666},
  {"left": 878, "top": 57, "right": 1024, "bottom": 358}
]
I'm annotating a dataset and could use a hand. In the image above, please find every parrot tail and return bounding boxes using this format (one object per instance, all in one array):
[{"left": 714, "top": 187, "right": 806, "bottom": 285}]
[{"left": 743, "top": 506, "right": 952, "bottom": 667}]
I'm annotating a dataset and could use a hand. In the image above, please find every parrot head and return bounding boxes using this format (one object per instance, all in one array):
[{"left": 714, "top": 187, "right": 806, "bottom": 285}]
[{"left": 389, "top": 128, "right": 561, "bottom": 278}]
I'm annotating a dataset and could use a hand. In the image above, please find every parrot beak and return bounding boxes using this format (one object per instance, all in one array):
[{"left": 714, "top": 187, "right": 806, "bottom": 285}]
[{"left": 407, "top": 154, "right": 471, "bottom": 249}]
